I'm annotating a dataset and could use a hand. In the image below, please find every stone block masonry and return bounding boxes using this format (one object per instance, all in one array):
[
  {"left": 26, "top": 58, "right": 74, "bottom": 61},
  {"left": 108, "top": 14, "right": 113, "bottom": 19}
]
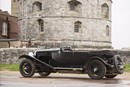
[
  {"left": 114, "top": 50, "right": 130, "bottom": 64},
  {"left": 18, "top": 0, "right": 112, "bottom": 49},
  {"left": 0, "top": 48, "right": 130, "bottom": 64},
  {"left": 0, "top": 48, "right": 37, "bottom": 64}
]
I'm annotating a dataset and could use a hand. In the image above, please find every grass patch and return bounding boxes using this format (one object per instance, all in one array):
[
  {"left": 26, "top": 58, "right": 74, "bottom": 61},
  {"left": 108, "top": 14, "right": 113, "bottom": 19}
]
[
  {"left": 0, "top": 64, "right": 19, "bottom": 71},
  {"left": 124, "top": 64, "right": 130, "bottom": 72},
  {"left": 0, "top": 64, "right": 130, "bottom": 72}
]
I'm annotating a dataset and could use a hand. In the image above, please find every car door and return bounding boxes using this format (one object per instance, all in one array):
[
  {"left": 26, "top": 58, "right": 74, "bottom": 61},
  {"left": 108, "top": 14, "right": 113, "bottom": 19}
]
[
  {"left": 73, "top": 51, "right": 89, "bottom": 65},
  {"left": 51, "top": 50, "right": 74, "bottom": 66}
]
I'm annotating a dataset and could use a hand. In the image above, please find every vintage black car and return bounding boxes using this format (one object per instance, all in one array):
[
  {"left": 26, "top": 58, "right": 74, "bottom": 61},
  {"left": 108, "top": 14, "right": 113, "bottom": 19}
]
[{"left": 19, "top": 47, "right": 124, "bottom": 79}]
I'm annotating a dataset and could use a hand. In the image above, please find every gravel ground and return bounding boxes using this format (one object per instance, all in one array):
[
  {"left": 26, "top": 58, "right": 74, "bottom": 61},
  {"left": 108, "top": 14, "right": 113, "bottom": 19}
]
[{"left": 0, "top": 71, "right": 130, "bottom": 87}]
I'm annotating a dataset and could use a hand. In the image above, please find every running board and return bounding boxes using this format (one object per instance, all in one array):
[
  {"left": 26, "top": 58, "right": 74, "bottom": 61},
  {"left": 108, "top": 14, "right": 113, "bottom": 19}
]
[{"left": 54, "top": 67, "right": 83, "bottom": 71}]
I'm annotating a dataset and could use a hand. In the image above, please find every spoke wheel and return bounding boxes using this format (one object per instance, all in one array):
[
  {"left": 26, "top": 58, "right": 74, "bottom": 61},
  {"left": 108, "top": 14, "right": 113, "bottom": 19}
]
[
  {"left": 39, "top": 72, "right": 51, "bottom": 77},
  {"left": 105, "top": 75, "right": 117, "bottom": 79},
  {"left": 87, "top": 60, "right": 106, "bottom": 80},
  {"left": 19, "top": 59, "right": 35, "bottom": 77}
]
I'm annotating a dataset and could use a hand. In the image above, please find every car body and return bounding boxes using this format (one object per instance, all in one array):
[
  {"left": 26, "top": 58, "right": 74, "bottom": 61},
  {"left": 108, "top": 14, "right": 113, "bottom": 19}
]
[{"left": 19, "top": 47, "right": 125, "bottom": 79}]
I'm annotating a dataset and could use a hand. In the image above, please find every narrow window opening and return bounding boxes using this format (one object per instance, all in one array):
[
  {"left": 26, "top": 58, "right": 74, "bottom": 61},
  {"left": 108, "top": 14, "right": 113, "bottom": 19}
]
[
  {"left": 2, "top": 22, "right": 8, "bottom": 36},
  {"left": 68, "top": 0, "right": 81, "bottom": 11},
  {"left": 38, "top": 19, "right": 44, "bottom": 32},
  {"left": 33, "top": 2, "right": 42, "bottom": 12},
  {"left": 74, "top": 21, "right": 81, "bottom": 33},
  {"left": 101, "top": 3, "right": 109, "bottom": 19},
  {"left": 106, "top": 25, "right": 110, "bottom": 36}
]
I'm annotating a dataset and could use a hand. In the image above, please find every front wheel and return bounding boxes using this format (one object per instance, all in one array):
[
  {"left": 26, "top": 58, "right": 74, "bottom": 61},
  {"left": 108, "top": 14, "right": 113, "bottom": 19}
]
[
  {"left": 87, "top": 60, "right": 106, "bottom": 80},
  {"left": 19, "top": 59, "right": 35, "bottom": 77}
]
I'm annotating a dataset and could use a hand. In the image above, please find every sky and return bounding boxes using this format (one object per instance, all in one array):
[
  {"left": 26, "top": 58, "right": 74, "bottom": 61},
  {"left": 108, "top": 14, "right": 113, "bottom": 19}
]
[{"left": 0, "top": 0, "right": 130, "bottom": 49}]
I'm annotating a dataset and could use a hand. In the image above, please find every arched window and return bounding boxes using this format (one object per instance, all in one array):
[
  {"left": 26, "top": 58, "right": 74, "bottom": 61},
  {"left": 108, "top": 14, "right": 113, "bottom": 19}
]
[
  {"left": 2, "top": 22, "right": 8, "bottom": 36},
  {"left": 106, "top": 25, "right": 110, "bottom": 36},
  {"left": 38, "top": 19, "right": 44, "bottom": 32},
  {"left": 68, "top": 0, "right": 81, "bottom": 11},
  {"left": 33, "top": 1, "right": 42, "bottom": 12},
  {"left": 101, "top": 3, "right": 109, "bottom": 19},
  {"left": 74, "top": 21, "right": 81, "bottom": 32}
]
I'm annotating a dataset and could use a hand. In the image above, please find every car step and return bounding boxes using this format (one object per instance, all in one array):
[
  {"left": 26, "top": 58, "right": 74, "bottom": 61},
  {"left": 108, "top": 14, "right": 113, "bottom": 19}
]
[{"left": 54, "top": 67, "right": 83, "bottom": 71}]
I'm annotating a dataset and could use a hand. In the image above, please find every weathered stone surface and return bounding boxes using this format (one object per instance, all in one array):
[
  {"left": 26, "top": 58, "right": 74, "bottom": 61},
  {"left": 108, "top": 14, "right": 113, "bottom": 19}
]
[
  {"left": 0, "top": 42, "right": 9, "bottom": 48},
  {"left": 113, "top": 50, "right": 130, "bottom": 64},
  {"left": 11, "top": 0, "right": 19, "bottom": 17},
  {"left": 18, "top": 0, "right": 112, "bottom": 49},
  {"left": 0, "top": 48, "right": 130, "bottom": 64},
  {"left": 0, "top": 48, "right": 37, "bottom": 64}
]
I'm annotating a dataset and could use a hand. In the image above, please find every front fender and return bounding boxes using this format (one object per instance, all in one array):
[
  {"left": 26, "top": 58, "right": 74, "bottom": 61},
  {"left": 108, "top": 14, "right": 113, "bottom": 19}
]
[
  {"left": 19, "top": 54, "right": 34, "bottom": 60},
  {"left": 19, "top": 54, "right": 54, "bottom": 70}
]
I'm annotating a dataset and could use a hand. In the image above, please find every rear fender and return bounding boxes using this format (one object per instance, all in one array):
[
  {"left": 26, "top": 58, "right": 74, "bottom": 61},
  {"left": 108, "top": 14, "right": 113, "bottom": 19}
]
[
  {"left": 19, "top": 55, "right": 54, "bottom": 70},
  {"left": 87, "top": 56, "right": 113, "bottom": 68}
]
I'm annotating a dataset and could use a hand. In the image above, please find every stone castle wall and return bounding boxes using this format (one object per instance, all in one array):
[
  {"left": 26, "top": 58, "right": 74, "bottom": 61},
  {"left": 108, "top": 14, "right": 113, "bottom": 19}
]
[
  {"left": 11, "top": 0, "right": 19, "bottom": 17},
  {"left": 0, "top": 48, "right": 130, "bottom": 64},
  {"left": 0, "top": 48, "right": 37, "bottom": 64},
  {"left": 18, "top": 0, "right": 112, "bottom": 49}
]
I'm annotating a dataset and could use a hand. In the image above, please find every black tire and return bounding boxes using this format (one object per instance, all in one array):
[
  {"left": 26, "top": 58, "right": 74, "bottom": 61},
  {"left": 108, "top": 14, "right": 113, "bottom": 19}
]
[
  {"left": 105, "top": 75, "right": 117, "bottom": 79},
  {"left": 39, "top": 72, "right": 51, "bottom": 77},
  {"left": 19, "top": 59, "right": 35, "bottom": 77},
  {"left": 87, "top": 60, "right": 106, "bottom": 80}
]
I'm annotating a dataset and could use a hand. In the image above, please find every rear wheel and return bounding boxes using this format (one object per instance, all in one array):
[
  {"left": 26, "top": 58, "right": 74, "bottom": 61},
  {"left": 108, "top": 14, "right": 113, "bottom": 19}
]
[
  {"left": 87, "top": 60, "right": 106, "bottom": 80},
  {"left": 19, "top": 59, "right": 35, "bottom": 77},
  {"left": 105, "top": 75, "right": 117, "bottom": 78},
  {"left": 39, "top": 72, "right": 51, "bottom": 77}
]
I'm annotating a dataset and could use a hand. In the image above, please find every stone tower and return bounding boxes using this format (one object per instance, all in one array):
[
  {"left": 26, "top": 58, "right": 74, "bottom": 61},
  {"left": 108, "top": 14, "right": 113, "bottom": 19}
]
[
  {"left": 18, "top": 0, "right": 112, "bottom": 49},
  {"left": 11, "top": 0, "right": 19, "bottom": 17}
]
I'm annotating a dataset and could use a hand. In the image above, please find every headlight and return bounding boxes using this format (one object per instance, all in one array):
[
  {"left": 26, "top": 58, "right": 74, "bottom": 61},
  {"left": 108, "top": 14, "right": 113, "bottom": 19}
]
[{"left": 28, "top": 52, "right": 34, "bottom": 57}]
